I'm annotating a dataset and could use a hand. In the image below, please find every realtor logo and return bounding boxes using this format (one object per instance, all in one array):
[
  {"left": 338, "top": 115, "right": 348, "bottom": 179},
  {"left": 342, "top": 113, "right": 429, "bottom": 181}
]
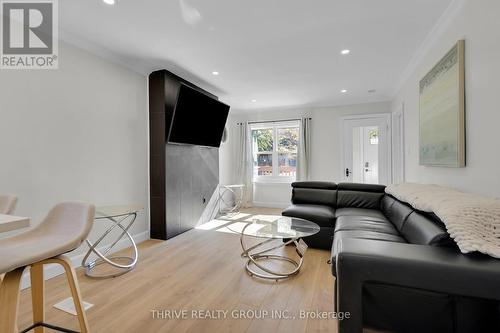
[{"left": 1, "top": 0, "right": 58, "bottom": 69}]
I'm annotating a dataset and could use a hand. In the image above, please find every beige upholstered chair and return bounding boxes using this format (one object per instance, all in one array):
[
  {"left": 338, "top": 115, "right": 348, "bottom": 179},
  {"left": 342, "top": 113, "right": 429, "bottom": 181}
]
[
  {"left": 0, "top": 194, "right": 18, "bottom": 214},
  {"left": 0, "top": 202, "right": 95, "bottom": 333}
]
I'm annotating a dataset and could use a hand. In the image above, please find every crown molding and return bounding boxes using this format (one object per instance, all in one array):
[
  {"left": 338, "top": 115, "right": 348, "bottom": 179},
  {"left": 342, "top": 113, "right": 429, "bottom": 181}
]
[
  {"left": 391, "top": 0, "right": 467, "bottom": 97},
  {"left": 59, "top": 28, "right": 151, "bottom": 76}
]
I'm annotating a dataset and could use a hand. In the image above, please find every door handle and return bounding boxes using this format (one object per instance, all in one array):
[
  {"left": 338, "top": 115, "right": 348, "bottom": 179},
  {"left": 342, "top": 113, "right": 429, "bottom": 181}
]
[{"left": 345, "top": 168, "right": 351, "bottom": 177}]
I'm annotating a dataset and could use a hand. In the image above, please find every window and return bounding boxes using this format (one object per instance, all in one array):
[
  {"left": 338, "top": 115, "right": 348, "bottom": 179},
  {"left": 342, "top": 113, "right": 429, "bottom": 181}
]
[{"left": 251, "top": 120, "right": 300, "bottom": 182}]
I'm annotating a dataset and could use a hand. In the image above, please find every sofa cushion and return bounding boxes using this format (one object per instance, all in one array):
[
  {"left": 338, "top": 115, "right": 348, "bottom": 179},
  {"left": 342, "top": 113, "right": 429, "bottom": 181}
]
[
  {"left": 334, "top": 230, "right": 406, "bottom": 243},
  {"left": 383, "top": 200, "right": 414, "bottom": 231},
  {"left": 282, "top": 204, "right": 335, "bottom": 227},
  {"left": 335, "top": 216, "right": 399, "bottom": 235},
  {"left": 335, "top": 208, "right": 387, "bottom": 220},
  {"left": 292, "top": 188, "right": 337, "bottom": 207},
  {"left": 380, "top": 195, "right": 397, "bottom": 216},
  {"left": 331, "top": 230, "right": 406, "bottom": 276},
  {"left": 337, "top": 190, "right": 385, "bottom": 209},
  {"left": 401, "top": 211, "right": 454, "bottom": 246},
  {"left": 299, "top": 227, "right": 334, "bottom": 250}
]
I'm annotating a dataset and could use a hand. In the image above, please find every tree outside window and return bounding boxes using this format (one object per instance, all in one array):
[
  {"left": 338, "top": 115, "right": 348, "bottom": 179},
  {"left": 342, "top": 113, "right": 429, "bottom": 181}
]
[{"left": 251, "top": 121, "right": 300, "bottom": 181}]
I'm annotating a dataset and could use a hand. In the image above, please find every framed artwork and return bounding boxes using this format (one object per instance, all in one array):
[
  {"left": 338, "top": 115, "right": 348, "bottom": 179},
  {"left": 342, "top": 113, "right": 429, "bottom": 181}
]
[{"left": 419, "top": 40, "right": 465, "bottom": 167}]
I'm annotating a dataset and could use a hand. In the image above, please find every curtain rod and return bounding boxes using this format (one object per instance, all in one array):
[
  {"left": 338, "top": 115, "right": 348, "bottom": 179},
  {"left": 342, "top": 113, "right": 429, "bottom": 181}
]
[{"left": 237, "top": 117, "right": 311, "bottom": 125}]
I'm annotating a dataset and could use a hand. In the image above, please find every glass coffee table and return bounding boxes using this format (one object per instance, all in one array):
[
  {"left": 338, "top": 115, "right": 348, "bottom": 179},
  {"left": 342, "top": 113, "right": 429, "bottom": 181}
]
[{"left": 240, "top": 216, "right": 320, "bottom": 281}]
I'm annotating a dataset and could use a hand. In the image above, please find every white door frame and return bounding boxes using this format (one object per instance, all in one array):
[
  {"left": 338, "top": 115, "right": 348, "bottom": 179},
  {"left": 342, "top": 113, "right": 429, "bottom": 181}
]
[
  {"left": 391, "top": 103, "right": 405, "bottom": 184},
  {"left": 340, "top": 113, "right": 392, "bottom": 184}
]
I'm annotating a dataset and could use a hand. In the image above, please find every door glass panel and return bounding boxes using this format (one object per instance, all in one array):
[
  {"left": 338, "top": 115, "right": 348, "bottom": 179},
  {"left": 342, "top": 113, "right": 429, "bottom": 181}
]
[{"left": 351, "top": 126, "right": 379, "bottom": 184}]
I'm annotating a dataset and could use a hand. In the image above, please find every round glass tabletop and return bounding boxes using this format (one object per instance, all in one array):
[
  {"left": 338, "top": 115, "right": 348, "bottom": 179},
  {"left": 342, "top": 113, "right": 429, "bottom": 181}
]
[
  {"left": 94, "top": 204, "right": 143, "bottom": 219},
  {"left": 241, "top": 216, "right": 320, "bottom": 239}
]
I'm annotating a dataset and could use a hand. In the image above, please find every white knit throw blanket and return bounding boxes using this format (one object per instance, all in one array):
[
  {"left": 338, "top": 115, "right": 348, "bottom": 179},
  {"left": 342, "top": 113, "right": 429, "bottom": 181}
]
[{"left": 385, "top": 183, "right": 500, "bottom": 258}]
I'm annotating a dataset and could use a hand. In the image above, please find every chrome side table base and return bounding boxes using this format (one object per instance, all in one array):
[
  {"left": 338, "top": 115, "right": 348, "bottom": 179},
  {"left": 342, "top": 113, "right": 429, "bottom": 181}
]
[
  {"left": 82, "top": 212, "right": 138, "bottom": 279},
  {"left": 240, "top": 223, "right": 305, "bottom": 281},
  {"left": 219, "top": 184, "right": 245, "bottom": 215}
]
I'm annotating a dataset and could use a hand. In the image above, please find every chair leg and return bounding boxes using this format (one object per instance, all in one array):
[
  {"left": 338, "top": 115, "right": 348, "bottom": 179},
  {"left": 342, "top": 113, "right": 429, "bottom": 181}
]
[
  {"left": 41, "top": 256, "right": 90, "bottom": 333},
  {"left": 0, "top": 267, "right": 25, "bottom": 333},
  {"left": 30, "top": 264, "right": 45, "bottom": 333}
]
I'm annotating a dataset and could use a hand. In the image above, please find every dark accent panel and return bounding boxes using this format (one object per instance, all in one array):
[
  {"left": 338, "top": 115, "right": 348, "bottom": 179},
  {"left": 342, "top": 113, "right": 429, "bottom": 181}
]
[
  {"left": 337, "top": 190, "right": 384, "bottom": 209},
  {"left": 149, "top": 112, "right": 165, "bottom": 156},
  {"left": 149, "top": 71, "right": 165, "bottom": 114},
  {"left": 149, "top": 69, "right": 220, "bottom": 240},
  {"left": 291, "top": 181, "right": 337, "bottom": 190},
  {"left": 337, "top": 182, "right": 386, "bottom": 193},
  {"left": 150, "top": 154, "right": 165, "bottom": 197},
  {"left": 150, "top": 196, "right": 166, "bottom": 240},
  {"left": 149, "top": 71, "right": 166, "bottom": 239},
  {"left": 166, "top": 144, "right": 219, "bottom": 239},
  {"left": 292, "top": 188, "right": 337, "bottom": 207}
]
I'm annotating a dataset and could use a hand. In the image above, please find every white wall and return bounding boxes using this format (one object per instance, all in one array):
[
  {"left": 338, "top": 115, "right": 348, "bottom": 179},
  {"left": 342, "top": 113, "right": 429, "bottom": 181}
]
[
  {"left": 392, "top": 0, "right": 500, "bottom": 197},
  {"left": 0, "top": 41, "right": 149, "bottom": 273},
  {"left": 220, "top": 102, "right": 390, "bottom": 207}
]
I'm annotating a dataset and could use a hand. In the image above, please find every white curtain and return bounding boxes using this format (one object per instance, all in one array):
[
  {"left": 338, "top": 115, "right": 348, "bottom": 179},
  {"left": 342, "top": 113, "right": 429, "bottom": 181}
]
[
  {"left": 235, "top": 122, "right": 254, "bottom": 207},
  {"left": 296, "top": 117, "right": 311, "bottom": 181}
]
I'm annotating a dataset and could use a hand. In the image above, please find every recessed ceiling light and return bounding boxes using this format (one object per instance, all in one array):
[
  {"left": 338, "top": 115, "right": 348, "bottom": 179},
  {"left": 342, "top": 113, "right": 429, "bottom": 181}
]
[
  {"left": 341, "top": 89, "right": 348, "bottom": 93},
  {"left": 341, "top": 49, "right": 350, "bottom": 55},
  {"left": 212, "top": 71, "right": 219, "bottom": 76},
  {"left": 251, "top": 99, "right": 257, "bottom": 103},
  {"left": 102, "top": 0, "right": 115, "bottom": 5}
]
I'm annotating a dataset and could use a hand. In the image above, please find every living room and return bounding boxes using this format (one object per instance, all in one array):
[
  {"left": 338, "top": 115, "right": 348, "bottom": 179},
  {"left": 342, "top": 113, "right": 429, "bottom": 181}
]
[{"left": 1, "top": 0, "right": 499, "bottom": 332}]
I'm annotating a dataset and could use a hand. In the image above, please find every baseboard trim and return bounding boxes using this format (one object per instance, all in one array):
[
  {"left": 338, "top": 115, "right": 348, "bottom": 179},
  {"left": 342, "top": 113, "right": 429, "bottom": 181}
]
[
  {"left": 20, "top": 230, "right": 150, "bottom": 290},
  {"left": 252, "top": 201, "right": 289, "bottom": 209}
]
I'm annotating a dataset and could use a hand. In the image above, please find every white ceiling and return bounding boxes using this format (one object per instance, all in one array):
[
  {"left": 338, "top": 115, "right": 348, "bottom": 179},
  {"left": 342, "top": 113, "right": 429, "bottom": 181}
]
[{"left": 59, "top": 0, "right": 453, "bottom": 111}]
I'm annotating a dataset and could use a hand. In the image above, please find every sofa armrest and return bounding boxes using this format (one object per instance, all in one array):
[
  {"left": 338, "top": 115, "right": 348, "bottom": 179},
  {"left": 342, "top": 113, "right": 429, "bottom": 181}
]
[{"left": 335, "top": 238, "right": 500, "bottom": 333}]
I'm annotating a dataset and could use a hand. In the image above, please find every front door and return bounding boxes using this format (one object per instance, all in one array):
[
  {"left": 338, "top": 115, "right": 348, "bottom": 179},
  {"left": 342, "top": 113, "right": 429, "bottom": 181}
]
[{"left": 342, "top": 114, "right": 391, "bottom": 185}]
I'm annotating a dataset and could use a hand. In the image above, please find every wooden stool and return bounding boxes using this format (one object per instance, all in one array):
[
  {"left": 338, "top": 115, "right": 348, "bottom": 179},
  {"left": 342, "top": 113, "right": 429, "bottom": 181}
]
[{"left": 0, "top": 202, "right": 95, "bottom": 333}]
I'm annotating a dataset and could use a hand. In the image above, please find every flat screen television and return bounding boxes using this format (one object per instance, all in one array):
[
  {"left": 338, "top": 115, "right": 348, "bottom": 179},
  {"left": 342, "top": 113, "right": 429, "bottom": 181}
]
[{"left": 168, "top": 83, "right": 230, "bottom": 148}]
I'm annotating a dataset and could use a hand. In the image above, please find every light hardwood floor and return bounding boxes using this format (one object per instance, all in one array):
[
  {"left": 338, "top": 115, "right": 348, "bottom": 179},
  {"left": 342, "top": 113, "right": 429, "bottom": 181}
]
[{"left": 16, "top": 208, "right": 379, "bottom": 333}]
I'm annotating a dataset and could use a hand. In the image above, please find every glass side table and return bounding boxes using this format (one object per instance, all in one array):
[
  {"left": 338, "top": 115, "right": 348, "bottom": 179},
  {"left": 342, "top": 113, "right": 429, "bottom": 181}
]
[
  {"left": 81, "top": 204, "right": 143, "bottom": 279},
  {"left": 219, "top": 184, "right": 245, "bottom": 215}
]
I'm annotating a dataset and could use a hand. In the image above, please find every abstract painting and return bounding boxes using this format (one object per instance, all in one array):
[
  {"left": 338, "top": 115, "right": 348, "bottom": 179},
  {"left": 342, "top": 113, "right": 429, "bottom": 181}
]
[{"left": 419, "top": 40, "right": 465, "bottom": 167}]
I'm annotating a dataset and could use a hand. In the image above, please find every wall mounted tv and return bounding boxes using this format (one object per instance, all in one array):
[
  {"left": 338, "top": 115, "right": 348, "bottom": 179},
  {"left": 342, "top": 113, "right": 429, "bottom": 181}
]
[{"left": 168, "top": 83, "right": 230, "bottom": 148}]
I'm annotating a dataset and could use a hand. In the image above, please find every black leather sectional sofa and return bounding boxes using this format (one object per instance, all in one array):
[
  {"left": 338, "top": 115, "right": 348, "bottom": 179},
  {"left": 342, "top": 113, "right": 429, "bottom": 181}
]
[{"left": 282, "top": 182, "right": 500, "bottom": 333}]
